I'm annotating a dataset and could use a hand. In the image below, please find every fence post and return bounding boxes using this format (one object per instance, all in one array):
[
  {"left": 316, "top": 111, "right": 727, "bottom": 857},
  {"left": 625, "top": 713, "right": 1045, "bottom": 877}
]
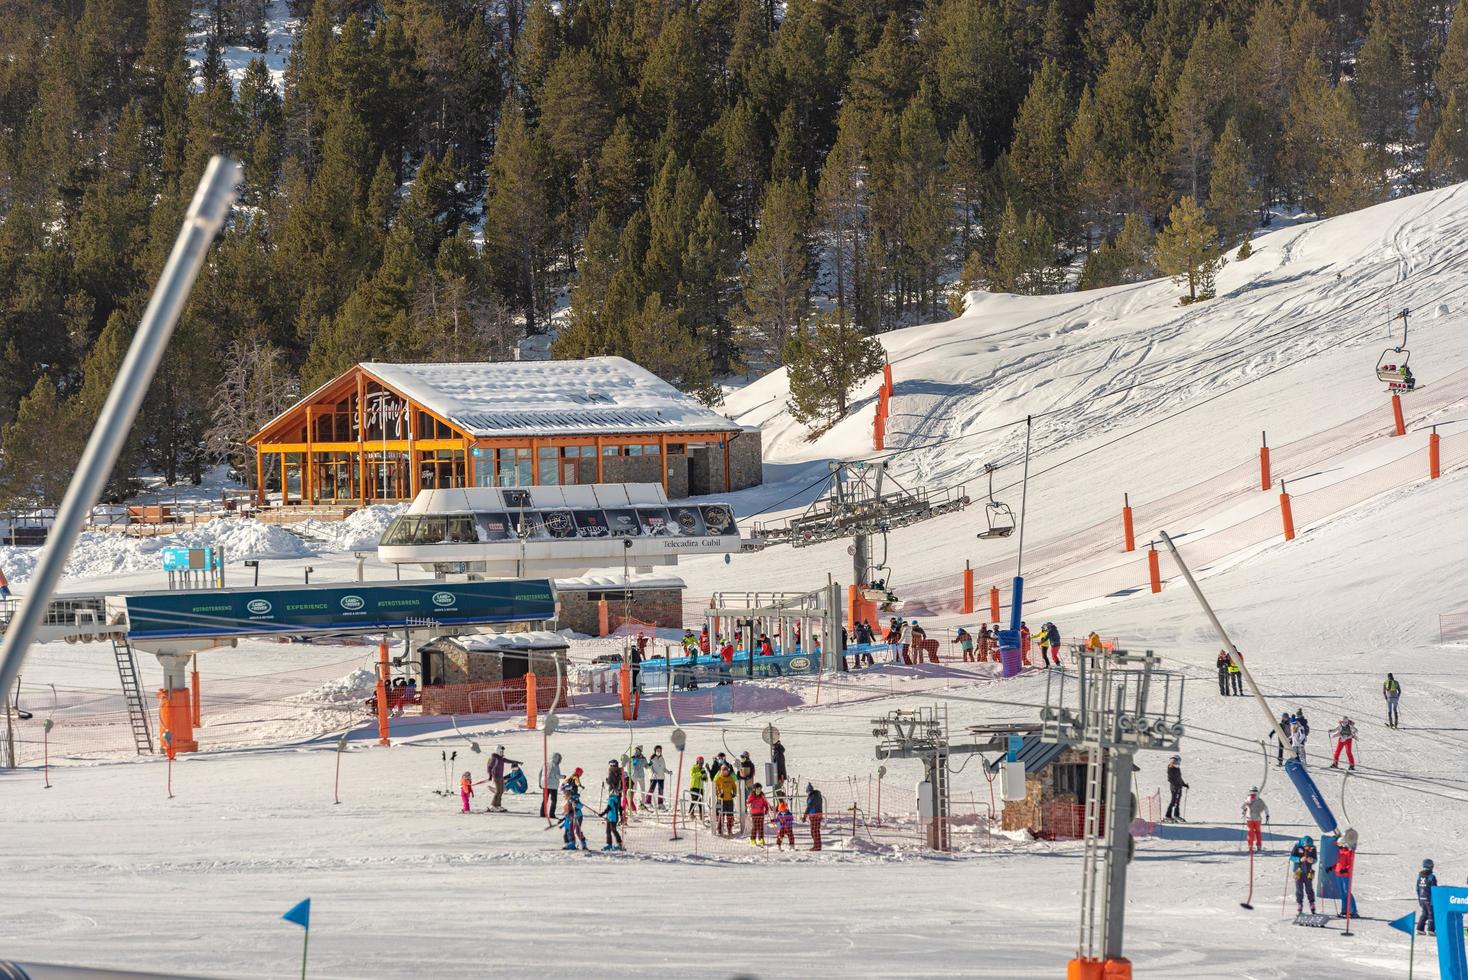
[
  {"left": 1391, "top": 393, "right": 1406, "bottom": 437},
  {"left": 1429, "top": 427, "right": 1441, "bottom": 479},
  {"left": 597, "top": 599, "right": 609, "bottom": 637},
  {"left": 1259, "top": 432, "right": 1270, "bottom": 491},
  {"left": 882, "top": 361, "right": 893, "bottom": 396},
  {"left": 525, "top": 672, "right": 537, "bottom": 730},
  {"left": 1147, "top": 544, "right": 1161, "bottom": 594},
  {"left": 1122, "top": 493, "right": 1135, "bottom": 552},
  {"left": 1279, "top": 480, "right": 1295, "bottom": 542},
  {"left": 961, "top": 562, "right": 974, "bottom": 615},
  {"left": 989, "top": 586, "right": 1000, "bottom": 624},
  {"left": 190, "top": 654, "right": 201, "bottom": 728},
  {"left": 376, "top": 641, "right": 391, "bottom": 746}
]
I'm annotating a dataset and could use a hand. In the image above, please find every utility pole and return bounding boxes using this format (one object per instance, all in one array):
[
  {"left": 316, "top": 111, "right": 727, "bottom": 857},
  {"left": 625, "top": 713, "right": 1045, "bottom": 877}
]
[
  {"left": 872, "top": 706, "right": 991, "bottom": 851},
  {"left": 1041, "top": 648, "right": 1185, "bottom": 979}
]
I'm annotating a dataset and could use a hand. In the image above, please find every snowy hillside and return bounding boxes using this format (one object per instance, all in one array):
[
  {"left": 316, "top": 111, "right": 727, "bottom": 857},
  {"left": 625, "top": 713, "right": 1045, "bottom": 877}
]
[{"left": 4, "top": 187, "right": 1468, "bottom": 979}]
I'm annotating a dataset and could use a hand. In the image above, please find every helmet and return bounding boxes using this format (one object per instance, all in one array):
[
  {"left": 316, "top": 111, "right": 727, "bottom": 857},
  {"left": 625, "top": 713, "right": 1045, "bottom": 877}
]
[
  {"left": 1424, "top": 859, "right": 1435, "bottom": 870},
  {"left": 608, "top": 759, "right": 618, "bottom": 766},
  {"left": 1300, "top": 835, "right": 1314, "bottom": 845},
  {"left": 573, "top": 767, "right": 583, "bottom": 776},
  {"left": 1170, "top": 755, "right": 1181, "bottom": 762},
  {"left": 496, "top": 745, "right": 506, "bottom": 753},
  {"left": 740, "top": 751, "right": 750, "bottom": 758},
  {"left": 1250, "top": 786, "right": 1259, "bottom": 794},
  {"left": 696, "top": 755, "right": 704, "bottom": 762}
]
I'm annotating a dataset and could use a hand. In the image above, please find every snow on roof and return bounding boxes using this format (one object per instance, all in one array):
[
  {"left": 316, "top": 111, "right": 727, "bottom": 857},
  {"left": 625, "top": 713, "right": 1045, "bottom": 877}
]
[
  {"left": 455, "top": 630, "right": 569, "bottom": 652},
  {"left": 553, "top": 573, "right": 686, "bottom": 591},
  {"left": 360, "top": 357, "right": 739, "bottom": 438}
]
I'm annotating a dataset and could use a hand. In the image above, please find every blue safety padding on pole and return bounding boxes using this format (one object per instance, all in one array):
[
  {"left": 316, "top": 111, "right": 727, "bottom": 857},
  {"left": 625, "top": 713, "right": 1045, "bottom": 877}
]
[
  {"left": 1430, "top": 886, "right": 1468, "bottom": 980},
  {"left": 1008, "top": 576, "right": 1024, "bottom": 632},
  {"left": 1006, "top": 735, "right": 1022, "bottom": 763},
  {"left": 1284, "top": 760, "right": 1339, "bottom": 835},
  {"left": 998, "top": 576, "right": 1024, "bottom": 678}
]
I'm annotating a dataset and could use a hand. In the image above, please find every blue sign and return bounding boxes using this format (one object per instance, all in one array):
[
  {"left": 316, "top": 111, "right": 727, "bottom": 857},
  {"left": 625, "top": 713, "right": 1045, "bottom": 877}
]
[
  {"left": 161, "top": 547, "right": 216, "bottom": 572},
  {"left": 119, "top": 580, "right": 557, "bottom": 639},
  {"left": 1431, "top": 886, "right": 1468, "bottom": 980}
]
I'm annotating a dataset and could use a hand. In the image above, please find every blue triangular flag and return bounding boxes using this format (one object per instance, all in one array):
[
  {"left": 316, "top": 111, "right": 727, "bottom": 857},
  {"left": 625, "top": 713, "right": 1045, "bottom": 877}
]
[
  {"left": 282, "top": 899, "right": 311, "bottom": 930},
  {"left": 1388, "top": 911, "right": 1417, "bottom": 936}
]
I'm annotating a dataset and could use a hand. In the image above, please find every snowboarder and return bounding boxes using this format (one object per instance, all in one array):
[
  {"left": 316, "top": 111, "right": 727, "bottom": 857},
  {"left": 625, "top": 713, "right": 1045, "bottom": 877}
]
[
  {"left": 541, "top": 752, "right": 562, "bottom": 820},
  {"left": 486, "top": 745, "right": 520, "bottom": 812},
  {"left": 1165, "top": 755, "right": 1189, "bottom": 823},
  {"left": 1383, "top": 673, "right": 1402, "bottom": 728},
  {"left": 803, "top": 782, "right": 825, "bottom": 850},
  {"left": 1291, "top": 836, "right": 1318, "bottom": 914},
  {"left": 1328, "top": 717, "right": 1357, "bottom": 770},
  {"left": 1216, "top": 650, "right": 1232, "bottom": 696},
  {"left": 689, "top": 756, "right": 707, "bottom": 819},
  {"left": 772, "top": 738, "right": 788, "bottom": 785},
  {"left": 713, "top": 764, "right": 738, "bottom": 836},
  {"left": 647, "top": 745, "right": 668, "bottom": 808},
  {"left": 1227, "top": 654, "right": 1243, "bottom": 695},
  {"left": 747, "top": 783, "right": 770, "bottom": 846},
  {"left": 599, "top": 789, "right": 625, "bottom": 851},
  {"left": 459, "top": 771, "right": 474, "bottom": 813},
  {"left": 956, "top": 627, "right": 975, "bottom": 662},
  {"left": 773, "top": 800, "right": 795, "bottom": 850},
  {"left": 1241, "top": 787, "right": 1269, "bottom": 852},
  {"left": 1417, "top": 859, "right": 1438, "bottom": 934}
]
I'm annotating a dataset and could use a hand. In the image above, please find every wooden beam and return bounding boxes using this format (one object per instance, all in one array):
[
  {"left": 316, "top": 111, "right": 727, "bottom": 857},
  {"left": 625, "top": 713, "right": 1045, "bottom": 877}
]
[
  {"left": 255, "top": 451, "right": 265, "bottom": 504},
  {"left": 304, "top": 406, "right": 314, "bottom": 503},
  {"left": 356, "top": 371, "right": 367, "bottom": 505},
  {"left": 659, "top": 434, "right": 668, "bottom": 493},
  {"left": 595, "top": 435, "right": 604, "bottom": 483},
  {"left": 723, "top": 434, "right": 731, "bottom": 493}
]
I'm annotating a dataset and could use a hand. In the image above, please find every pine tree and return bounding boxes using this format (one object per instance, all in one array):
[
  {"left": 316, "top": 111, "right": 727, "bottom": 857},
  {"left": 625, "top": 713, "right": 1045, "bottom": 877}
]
[
  {"left": 1355, "top": 0, "right": 1411, "bottom": 152},
  {"left": 678, "top": 191, "right": 741, "bottom": 375},
  {"left": 483, "top": 98, "right": 550, "bottom": 336},
  {"left": 0, "top": 375, "right": 77, "bottom": 506},
  {"left": 1206, "top": 118, "right": 1256, "bottom": 249},
  {"left": 933, "top": 0, "right": 1022, "bottom": 160},
  {"left": 1283, "top": 57, "right": 1383, "bottom": 215},
  {"left": 1007, "top": 60, "right": 1075, "bottom": 242},
  {"left": 1425, "top": 91, "right": 1468, "bottom": 183},
  {"left": 1078, "top": 212, "right": 1154, "bottom": 289},
  {"left": 946, "top": 117, "right": 984, "bottom": 258},
  {"left": 987, "top": 201, "right": 1064, "bottom": 294},
  {"left": 625, "top": 292, "right": 718, "bottom": 403},
  {"left": 740, "top": 178, "right": 814, "bottom": 367},
  {"left": 1154, "top": 195, "right": 1223, "bottom": 304},
  {"left": 1437, "top": 0, "right": 1468, "bottom": 106},
  {"left": 783, "top": 310, "right": 886, "bottom": 431}
]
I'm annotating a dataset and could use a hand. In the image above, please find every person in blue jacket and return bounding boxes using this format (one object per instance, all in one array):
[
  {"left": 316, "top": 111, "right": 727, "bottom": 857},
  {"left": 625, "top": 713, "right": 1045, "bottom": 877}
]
[
  {"left": 598, "top": 789, "right": 625, "bottom": 851},
  {"left": 1417, "top": 859, "right": 1438, "bottom": 934},
  {"left": 1291, "top": 836, "right": 1318, "bottom": 914},
  {"left": 560, "top": 779, "right": 588, "bottom": 850}
]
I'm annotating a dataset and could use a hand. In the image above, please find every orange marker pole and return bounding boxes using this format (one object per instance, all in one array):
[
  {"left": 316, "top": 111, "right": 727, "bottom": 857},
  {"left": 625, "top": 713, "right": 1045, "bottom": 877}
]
[
  {"left": 619, "top": 663, "right": 632, "bottom": 721},
  {"left": 1279, "top": 482, "right": 1295, "bottom": 542},
  {"left": 190, "top": 655, "right": 201, "bottom": 729},
  {"left": 882, "top": 361, "right": 893, "bottom": 396},
  {"left": 1147, "top": 546, "right": 1161, "bottom": 594},
  {"left": 961, "top": 563, "right": 974, "bottom": 615},
  {"left": 1122, "top": 494, "right": 1135, "bottom": 552},
  {"left": 989, "top": 586, "right": 1001, "bottom": 624},
  {"left": 597, "top": 598, "right": 609, "bottom": 637},
  {"left": 1429, "top": 428, "right": 1441, "bottom": 479},
  {"left": 1259, "top": 432, "right": 1270, "bottom": 491},
  {"left": 525, "top": 672, "right": 537, "bottom": 730},
  {"left": 1391, "top": 393, "right": 1406, "bottom": 437},
  {"left": 376, "top": 641, "right": 391, "bottom": 747}
]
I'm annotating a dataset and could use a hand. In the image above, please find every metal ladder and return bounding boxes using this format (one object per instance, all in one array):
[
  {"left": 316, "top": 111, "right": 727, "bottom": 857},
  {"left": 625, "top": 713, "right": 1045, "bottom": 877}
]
[{"left": 112, "top": 637, "right": 153, "bottom": 755}]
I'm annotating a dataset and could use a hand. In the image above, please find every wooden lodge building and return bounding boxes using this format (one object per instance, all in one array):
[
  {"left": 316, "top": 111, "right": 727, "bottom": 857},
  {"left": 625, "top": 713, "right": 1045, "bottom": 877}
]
[{"left": 247, "top": 357, "right": 763, "bottom": 506}]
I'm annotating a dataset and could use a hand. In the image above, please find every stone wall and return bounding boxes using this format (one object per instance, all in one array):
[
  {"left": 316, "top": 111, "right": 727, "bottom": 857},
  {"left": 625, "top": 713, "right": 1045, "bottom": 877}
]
[
  {"left": 557, "top": 585, "right": 686, "bottom": 635},
  {"left": 1000, "top": 747, "right": 1093, "bottom": 837},
  {"left": 727, "top": 427, "right": 763, "bottom": 491}
]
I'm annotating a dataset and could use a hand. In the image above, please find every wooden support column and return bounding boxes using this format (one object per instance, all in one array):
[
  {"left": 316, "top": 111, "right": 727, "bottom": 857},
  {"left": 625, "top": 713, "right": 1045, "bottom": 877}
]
[
  {"left": 531, "top": 437, "right": 540, "bottom": 485},
  {"left": 304, "top": 406, "right": 314, "bottom": 504},
  {"left": 408, "top": 400, "right": 420, "bottom": 498},
  {"left": 723, "top": 435, "right": 731, "bottom": 493},
  {"left": 356, "top": 372, "right": 368, "bottom": 504},
  {"left": 659, "top": 435, "right": 668, "bottom": 493},
  {"left": 255, "top": 451, "right": 265, "bottom": 504},
  {"left": 595, "top": 435, "right": 604, "bottom": 483}
]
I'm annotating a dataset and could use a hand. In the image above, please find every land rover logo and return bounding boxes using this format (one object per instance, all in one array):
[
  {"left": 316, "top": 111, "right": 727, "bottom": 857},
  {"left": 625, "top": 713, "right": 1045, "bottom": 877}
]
[
  {"left": 432, "top": 591, "right": 455, "bottom": 607},
  {"left": 246, "top": 599, "right": 272, "bottom": 615},
  {"left": 340, "top": 595, "right": 365, "bottom": 611},
  {"left": 789, "top": 657, "right": 810, "bottom": 671}
]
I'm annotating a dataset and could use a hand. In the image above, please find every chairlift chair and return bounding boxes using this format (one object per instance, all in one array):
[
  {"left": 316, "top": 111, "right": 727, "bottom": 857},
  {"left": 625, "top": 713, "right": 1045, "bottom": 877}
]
[
  {"left": 1375, "top": 308, "right": 1416, "bottom": 392},
  {"left": 976, "top": 463, "right": 1016, "bottom": 540}
]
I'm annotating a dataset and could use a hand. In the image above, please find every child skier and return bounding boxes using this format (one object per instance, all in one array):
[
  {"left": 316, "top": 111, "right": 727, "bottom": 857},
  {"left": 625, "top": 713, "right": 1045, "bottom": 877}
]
[
  {"left": 1241, "top": 787, "right": 1269, "bottom": 852},
  {"left": 956, "top": 627, "right": 974, "bottom": 662},
  {"left": 689, "top": 756, "right": 707, "bottom": 819},
  {"left": 1289, "top": 720, "right": 1308, "bottom": 765},
  {"left": 773, "top": 800, "right": 795, "bottom": 850},
  {"left": 1291, "top": 836, "right": 1318, "bottom": 914},
  {"left": 598, "top": 788, "right": 625, "bottom": 851},
  {"left": 648, "top": 745, "right": 668, "bottom": 808},
  {"left": 629, "top": 746, "right": 648, "bottom": 807},
  {"left": 747, "top": 782, "right": 770, "bottom": 846},
  {"left": 460, "top": 771, "right": 475, "bottom": 813},
  {"left": 713, "top": 763, "right": 738, "bottom": 836},
  {"left": 1329, "top": 717, "right": 1357, "bottom": 770},
  {"left": 560, "top": 780, "right": 588, "bottom": 850},
  {"left": 1417, "top": 859, "right": 1438, "bottom": 934}
]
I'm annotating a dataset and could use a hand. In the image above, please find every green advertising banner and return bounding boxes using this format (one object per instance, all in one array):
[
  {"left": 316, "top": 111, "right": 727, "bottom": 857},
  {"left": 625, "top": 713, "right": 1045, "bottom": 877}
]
[{"left": 120, "top": 580, "right": 557, "bottom": 639}]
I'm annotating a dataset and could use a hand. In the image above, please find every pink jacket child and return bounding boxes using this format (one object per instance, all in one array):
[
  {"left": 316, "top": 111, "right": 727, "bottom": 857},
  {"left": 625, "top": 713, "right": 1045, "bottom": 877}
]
[{"left": 460, "top": 772, "right": 475, "bottom": 813}]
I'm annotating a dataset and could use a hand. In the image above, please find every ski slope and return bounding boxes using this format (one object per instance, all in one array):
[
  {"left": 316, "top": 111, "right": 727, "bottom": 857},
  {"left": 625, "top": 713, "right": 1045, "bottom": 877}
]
[{"left": 4, "top": 188, "right": 1468, "bottom": 978}]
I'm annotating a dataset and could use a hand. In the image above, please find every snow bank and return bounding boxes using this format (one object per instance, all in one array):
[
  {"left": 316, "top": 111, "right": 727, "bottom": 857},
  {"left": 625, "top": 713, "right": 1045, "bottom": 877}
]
[
  {"left": 0, "top": 519, "right": 312, "bottom": 585},
  {"left": 295, "top": 666, "right": 379, "bottom": 705},
  {"left": 297, "top": 504, "right": 405, "bottom": 553}
]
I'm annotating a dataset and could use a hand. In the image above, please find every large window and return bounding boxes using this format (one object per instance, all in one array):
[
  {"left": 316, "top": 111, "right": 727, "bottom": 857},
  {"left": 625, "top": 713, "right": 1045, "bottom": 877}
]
[
  {"left": 313, "top": 452, "right": 358, "bottom": 501},
  {"left": 418, "top": 449, "right": 466, "bottom": 490}
]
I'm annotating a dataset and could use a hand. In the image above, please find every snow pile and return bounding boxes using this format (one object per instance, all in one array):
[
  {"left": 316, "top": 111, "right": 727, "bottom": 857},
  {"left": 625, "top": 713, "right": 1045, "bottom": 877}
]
[
  {"left": 0, "top": 519, "right": 312, "bottom": 585},
  {"left": 295, "top": 666, "right": 379, "bottom": 705},
  {"left": 297, "top": 504, "right": 405, "bottom": 552}
]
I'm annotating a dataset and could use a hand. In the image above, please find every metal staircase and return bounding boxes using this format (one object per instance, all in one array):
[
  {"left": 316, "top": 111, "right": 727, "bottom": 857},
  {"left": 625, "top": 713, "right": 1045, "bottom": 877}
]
[{"left": 112, "top": 637, "right": 153, "bottom": 755}]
